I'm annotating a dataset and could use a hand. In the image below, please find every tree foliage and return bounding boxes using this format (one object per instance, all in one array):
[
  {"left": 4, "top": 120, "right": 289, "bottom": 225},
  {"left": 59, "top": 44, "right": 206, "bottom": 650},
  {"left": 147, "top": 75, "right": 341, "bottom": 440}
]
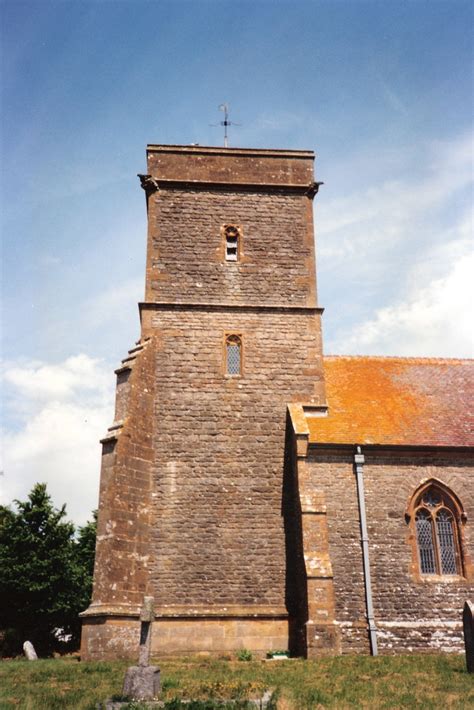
[{"left": 0, "top": 483, "right": 96, "bottom": 656}]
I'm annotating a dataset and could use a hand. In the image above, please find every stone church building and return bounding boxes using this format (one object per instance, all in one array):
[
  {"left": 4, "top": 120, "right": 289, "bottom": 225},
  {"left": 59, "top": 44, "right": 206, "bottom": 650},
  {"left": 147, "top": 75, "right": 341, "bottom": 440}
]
[{"left": 80, "top": 145, "right": 473, "bottom": 660}]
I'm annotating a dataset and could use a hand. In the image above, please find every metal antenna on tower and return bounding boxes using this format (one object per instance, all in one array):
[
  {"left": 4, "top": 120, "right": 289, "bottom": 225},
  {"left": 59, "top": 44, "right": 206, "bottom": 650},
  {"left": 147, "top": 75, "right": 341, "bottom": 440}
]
[{"left": 210, "top": 103, "right": 241, "bottom": 147}]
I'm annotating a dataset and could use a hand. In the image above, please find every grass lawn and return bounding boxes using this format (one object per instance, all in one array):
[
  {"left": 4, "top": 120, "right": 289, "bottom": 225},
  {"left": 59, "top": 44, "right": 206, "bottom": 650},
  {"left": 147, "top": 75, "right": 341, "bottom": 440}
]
[{"left": 0, "top": 653, "right": 472, "bottom": 709}]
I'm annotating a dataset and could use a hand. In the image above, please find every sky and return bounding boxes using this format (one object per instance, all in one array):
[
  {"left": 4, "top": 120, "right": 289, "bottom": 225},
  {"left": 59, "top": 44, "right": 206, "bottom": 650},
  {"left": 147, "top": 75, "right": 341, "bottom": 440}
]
[{"left": 1, "top": 0, "right": 473, "bottom": 525}]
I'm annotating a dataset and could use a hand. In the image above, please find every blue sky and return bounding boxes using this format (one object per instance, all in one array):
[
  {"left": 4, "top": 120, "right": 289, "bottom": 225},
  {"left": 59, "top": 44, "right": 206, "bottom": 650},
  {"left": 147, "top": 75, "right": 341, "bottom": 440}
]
[{"left": 1, "top": 0, "right": 473, "bottom": 523}]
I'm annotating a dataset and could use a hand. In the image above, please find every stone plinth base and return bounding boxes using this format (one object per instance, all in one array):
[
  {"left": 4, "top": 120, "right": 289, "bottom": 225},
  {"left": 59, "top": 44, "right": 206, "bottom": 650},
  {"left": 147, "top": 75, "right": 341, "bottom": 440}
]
[
  {"left": 123, "top": 665, "right": 161, "bottom": 700},
  {"left": 306, "top": 621, "right": 341, "bottom": 657},
  {"left": 81, "top": 608, "right": 289, "bottom": 661}
]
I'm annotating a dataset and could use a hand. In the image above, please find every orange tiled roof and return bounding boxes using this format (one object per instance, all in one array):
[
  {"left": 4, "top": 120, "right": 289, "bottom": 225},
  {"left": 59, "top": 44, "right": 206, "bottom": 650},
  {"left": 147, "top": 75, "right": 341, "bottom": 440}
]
[{"left": 307, "top": 356, "right": 474, "bottom": 447}]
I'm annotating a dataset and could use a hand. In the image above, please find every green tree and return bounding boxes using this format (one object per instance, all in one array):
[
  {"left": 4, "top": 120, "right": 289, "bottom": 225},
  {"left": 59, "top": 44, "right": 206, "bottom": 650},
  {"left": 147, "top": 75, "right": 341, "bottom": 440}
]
[
  {"left": 0, "top": 483, "right": 96, "bottom": 656},
  {"left": 70, "top": 509, "right": 98, "bottom": 645}
]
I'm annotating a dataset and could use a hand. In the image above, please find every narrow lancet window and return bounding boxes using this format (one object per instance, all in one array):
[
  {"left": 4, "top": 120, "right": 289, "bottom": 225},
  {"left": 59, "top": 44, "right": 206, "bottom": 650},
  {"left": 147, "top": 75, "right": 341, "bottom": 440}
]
[
  {"left": 224, "top": 225, "right": 240, "bottom": 261},
  {"left": 416, "top": 509, "right": 436, "bottom": 574},
  {"left": 226, "top": 334, "right": 242, "bottom": 376},
  {"left": 436, "top": 509, "right": 457, "bottom": 575}
]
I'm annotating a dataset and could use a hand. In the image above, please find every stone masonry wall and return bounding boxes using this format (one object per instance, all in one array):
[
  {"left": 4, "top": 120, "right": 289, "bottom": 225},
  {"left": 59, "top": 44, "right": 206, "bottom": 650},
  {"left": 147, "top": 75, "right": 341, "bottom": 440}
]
[
  {"left": 91, "top": 340, "right": 156, "bottom": 609},
  {"left": 81, "top": 339, "right": 156, "bottom": 660},
  {"left": 82, "top": 145, "right": 325, "bottom": 658},
  {"left": 145, "top": 188, "right": 317, "bottom": 308},
  {"left": 144, "top": 307, "right": 325, "bottom": 609},
  {"left": 147, "top": 146, "right": 314, "bottom": 187},
  {"left": 306, "top": 449, "right": 474, "bottom": 654}
]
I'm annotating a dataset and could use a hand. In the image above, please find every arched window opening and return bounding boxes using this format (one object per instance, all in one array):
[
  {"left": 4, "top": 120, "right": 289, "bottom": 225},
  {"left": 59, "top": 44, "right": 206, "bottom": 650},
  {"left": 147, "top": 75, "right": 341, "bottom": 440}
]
[
  {"left": 410, "top": 483, "right": 464, "bottom": 577},
  {"left": 225, "top": 334, "right": 242, "bottom": 376},
  {"left": 224, "top": 225, "right": 240, "bottom": 262}
]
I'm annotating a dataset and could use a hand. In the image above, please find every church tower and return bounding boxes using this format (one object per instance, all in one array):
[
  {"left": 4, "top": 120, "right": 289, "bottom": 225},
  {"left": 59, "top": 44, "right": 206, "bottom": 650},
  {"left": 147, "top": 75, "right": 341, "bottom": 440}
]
[{"left": 81, "top": 145, "right": 326, "bottom": 659}]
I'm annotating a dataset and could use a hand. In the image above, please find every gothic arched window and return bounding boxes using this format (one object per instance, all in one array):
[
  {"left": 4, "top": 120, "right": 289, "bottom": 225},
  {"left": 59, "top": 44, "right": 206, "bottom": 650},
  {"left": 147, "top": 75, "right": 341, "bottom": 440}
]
[
  {"left": 225, "top": 334, "right": 242, "bottom": 376},
  {"left": 409, "top": 482, "right": 464, "bottom": 577}
]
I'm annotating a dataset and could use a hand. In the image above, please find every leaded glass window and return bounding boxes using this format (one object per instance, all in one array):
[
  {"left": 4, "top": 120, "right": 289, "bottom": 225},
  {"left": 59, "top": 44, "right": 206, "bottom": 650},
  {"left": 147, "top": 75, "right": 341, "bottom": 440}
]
[
  {"left": 436, "top": 509, "right": 457, "bottom": 575},
  {"left": 226, "top": 335, "right": 242, "bottom": 376},
  {"left": 416, "top": 509, "right": 436, "bottom": 574},
  {"left": 411, "top": 484, "right": 463, "bottom": 577}
]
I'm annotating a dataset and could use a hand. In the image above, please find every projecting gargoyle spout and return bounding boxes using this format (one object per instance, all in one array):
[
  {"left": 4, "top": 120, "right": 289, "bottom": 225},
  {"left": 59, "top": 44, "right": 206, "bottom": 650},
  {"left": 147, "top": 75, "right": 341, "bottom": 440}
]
[
  {"left": 137, "top": 174, "right": 159, "bottom": 193},
  {"left": 306, "top": 181, "right": 324, "bottom": 199}
]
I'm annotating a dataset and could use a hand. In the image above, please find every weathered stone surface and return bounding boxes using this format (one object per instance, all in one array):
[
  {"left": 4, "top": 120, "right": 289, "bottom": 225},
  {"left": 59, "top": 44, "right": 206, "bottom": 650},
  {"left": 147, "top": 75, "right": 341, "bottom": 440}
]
[
  {"left": 302, "top": 449, "right": 473, "bottom": 654},
  {"left": 144, "top": 189, "right": 318, "bottom": 308},
  {"left": 140, "top": 596, "right": 155, "bottom": 623},
  {"left": 80, "top": 143, "right": 474, "bottom": 662},
  {"left": 464, "top": 600, "right": 474, "bottom": 673},
  {"left": 138, "top": 597, "right": 154, "bottom": 667},
  {"left": 23, "top": 641, "right": 37, "bottom": 660},
  {"left": 122, "top": 665, "right": 161, "bottom": 701},
  {"left": 81, "top": 145, "right": 325, "bottom": 661}
]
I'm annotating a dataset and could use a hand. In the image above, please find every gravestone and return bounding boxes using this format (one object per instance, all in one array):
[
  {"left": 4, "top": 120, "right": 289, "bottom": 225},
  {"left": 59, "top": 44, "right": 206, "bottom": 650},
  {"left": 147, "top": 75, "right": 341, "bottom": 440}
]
[
  {"left": 463, "top": 600, "right": 474, "bottom": 673},
  {"left": 122, "top": 596, "right": 161, "bottom": 700},
  {"left": 23, "top": 641, "right": 37, "bottom": 660}
]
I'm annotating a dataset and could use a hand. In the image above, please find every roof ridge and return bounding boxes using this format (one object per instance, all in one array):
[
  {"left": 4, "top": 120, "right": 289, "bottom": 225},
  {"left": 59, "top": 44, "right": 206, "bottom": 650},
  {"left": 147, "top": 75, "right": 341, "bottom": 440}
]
[{"left": 323, "top": 354, "right": 474, "bottom": 364}]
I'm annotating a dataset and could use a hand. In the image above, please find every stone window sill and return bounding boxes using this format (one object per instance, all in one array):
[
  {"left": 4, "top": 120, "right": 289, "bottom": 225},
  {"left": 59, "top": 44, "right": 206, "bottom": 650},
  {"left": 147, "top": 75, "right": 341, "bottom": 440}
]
[{"left": 418, "top": 574, "right": 465, "bottom": 583}]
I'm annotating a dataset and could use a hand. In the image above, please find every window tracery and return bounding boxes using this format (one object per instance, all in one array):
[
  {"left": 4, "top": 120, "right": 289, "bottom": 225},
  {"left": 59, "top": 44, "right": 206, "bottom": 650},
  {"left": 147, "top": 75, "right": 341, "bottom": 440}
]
[{"left": 409, "top": 482, "right": 464, "bottom": 577}]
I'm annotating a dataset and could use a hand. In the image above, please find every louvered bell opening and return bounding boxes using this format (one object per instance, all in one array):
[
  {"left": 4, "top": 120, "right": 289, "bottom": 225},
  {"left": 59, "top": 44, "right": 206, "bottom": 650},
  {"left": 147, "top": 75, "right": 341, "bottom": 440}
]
[{"left": 226, "top": 235, "right": 238, "bottom": 261}]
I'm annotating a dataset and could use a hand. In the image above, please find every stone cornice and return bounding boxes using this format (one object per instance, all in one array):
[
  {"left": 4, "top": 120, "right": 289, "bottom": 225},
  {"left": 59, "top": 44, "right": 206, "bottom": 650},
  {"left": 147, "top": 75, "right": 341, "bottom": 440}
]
[
  {"left": 80, "top": 603, "right": 288, "bottom": 619},
  {"left": 138, "top": 176, "right": 322, "bottom": 197},
  {"left": 139, "top": 301, "right": 323, "bottom": 315},
  {"left": 307, "top": 443, "right": 474, "bottom": 455},
  {"left": 146, "top": 144, "right": 315, "bottom": 159}
]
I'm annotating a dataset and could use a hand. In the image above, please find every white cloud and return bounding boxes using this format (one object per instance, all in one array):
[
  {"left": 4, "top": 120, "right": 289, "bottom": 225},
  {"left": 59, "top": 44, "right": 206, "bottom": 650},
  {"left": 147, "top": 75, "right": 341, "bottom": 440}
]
[
  {"left": 318, "top": 130, "right": 473, "bottom": 263},
  {"left": 329, "top": 249, "right": 474, "bottom": 357},
  {"left": 319, "top": 129, "right": 473, "bottom": 358},
  {"left": 1, "top": 355, "right": 114, "bottom": 525},
  {"left": 4, "top": 354, "right": 111, "bottom": 404}
]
